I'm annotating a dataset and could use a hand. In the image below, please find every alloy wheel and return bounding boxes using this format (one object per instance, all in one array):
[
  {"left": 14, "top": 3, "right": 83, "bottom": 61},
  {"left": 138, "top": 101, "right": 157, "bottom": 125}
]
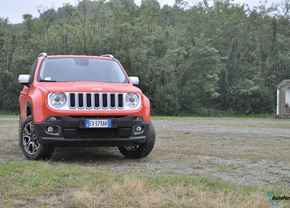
[{"left": 22, "top": 120, "right": 40, "bottom": 155}]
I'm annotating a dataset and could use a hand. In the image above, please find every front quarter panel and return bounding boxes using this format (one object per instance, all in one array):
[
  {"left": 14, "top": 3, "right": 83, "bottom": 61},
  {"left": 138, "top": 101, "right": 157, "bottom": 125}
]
[
  {"left": 141, "top": 94, "right": 150, "bottom": 122},
  {"left": 27, "top": 86, "right": 49, "bottom": 123}
]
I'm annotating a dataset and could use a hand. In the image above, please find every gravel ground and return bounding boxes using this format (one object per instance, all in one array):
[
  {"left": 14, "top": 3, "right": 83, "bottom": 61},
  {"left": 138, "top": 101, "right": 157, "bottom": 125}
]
[
  {"left": 1, "top": 118, "right": 290, "bottom": 190},
  {"left": 150, "top": 119, "right": 290, "bottom": 189}
]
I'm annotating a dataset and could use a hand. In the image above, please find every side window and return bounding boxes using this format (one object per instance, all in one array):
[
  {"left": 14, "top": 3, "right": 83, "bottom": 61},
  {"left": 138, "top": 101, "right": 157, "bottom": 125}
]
[{"left": 29, "top": 59, "right": 38, "bottom": 84}]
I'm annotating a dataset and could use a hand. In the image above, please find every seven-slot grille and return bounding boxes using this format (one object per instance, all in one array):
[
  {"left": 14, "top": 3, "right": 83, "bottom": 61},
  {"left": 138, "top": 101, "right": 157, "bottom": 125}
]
[{"left": 69, "top": 93, "right": 124, "bottom": 109}]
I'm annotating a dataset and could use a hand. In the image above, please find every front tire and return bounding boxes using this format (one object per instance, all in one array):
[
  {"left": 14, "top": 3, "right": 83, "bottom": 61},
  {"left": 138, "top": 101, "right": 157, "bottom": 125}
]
[
  {"left": 118, "top": 121, "right": 156, "bottom": 159},
  {"left": 19, "top": 115, "right": 55, "bottom": 160}
]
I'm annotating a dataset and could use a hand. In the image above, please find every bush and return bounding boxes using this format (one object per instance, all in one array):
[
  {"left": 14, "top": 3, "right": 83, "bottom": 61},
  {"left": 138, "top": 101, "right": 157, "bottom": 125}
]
[{"left": 152, "top": 82, "right": 180, "bottom": 116}]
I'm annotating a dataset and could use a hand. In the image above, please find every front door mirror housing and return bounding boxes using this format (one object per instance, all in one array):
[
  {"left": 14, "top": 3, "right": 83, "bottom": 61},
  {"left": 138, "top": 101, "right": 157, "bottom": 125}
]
[
  {"left": 129, "top": 76, "right": 139, "bottom": 85},
  {"left": 18, "top": 75, "right": 31, "bottom": 85}
]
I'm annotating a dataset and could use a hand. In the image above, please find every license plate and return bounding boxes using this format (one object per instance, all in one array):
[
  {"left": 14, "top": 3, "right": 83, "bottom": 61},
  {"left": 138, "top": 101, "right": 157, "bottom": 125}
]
[{"left": 85, "top": 120, "right": 111, "bottom": 128}]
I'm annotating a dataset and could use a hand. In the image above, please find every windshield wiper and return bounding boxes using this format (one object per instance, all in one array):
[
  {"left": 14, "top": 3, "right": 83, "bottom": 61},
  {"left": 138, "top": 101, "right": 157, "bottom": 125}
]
[{"left": 39, "top": 79, "right": 57, "bottom": 82}]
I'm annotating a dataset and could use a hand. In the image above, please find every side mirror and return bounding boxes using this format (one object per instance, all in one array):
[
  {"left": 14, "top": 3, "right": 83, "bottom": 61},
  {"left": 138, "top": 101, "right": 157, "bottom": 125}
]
[
  {"left": 18, "top": 74, "right": 31, "bottom": 84},
  {"left": 129, "top": 76, "right": 139, "bottom": 85}
]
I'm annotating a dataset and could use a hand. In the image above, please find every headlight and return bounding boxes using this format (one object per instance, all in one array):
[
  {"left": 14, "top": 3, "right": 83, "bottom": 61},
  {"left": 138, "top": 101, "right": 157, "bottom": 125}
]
[
  {"left": 49, "top": 92, "right": 66, "bottom": 107},
  {"left": 125, "top": 93, "right": 139, "bottom": 108}
]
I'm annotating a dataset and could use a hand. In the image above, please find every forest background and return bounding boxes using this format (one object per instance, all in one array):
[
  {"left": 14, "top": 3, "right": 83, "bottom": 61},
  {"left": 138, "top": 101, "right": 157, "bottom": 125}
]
[{"left": 0, "top": 0, "right": 289, "bottom": 116}]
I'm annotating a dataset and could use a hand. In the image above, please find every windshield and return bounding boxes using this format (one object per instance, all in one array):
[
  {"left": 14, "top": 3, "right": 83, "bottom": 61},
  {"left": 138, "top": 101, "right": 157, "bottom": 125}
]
[{"left": 38, "top": 58, "right": 129, "bottom": 83}]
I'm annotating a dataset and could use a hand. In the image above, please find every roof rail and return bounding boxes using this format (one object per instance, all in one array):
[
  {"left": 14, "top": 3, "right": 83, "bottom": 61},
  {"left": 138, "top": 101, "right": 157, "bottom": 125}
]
[
  {"left": 100, "top": 54, "right": 114, "bottom": 59},
  {"left": 38, "top": 52, "right": 47, "bottom": 58}
]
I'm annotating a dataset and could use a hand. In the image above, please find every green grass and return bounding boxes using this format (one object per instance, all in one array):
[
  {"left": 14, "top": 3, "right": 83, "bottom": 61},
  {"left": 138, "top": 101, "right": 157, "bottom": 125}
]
[
  {"left": 0, "top": 160, "right": 287, "bottom": 208},
  {"left": 0, "top": 114, "right": 18, "bottom": 118},
  {"left": 152, "top": 114, "right": 276, "bottom": 120},
  {"left": 0, "top": 111, "right": 19, "bottom": 118},
  {"left": 201, "top": 122, "right": 290, "bottom": 129}
]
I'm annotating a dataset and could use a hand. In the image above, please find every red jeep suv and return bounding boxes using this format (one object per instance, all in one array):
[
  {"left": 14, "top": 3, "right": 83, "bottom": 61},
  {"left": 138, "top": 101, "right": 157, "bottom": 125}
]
[{"left": 18, "top": 53, "right": 155, "bottom": 160}]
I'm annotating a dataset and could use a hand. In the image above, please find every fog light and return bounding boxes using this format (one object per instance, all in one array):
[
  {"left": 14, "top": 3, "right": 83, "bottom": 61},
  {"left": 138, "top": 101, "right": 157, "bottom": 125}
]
[
  {"left": 45, "top": 125, "right": 61, "bottom": 135},
  {"left": 135, "top": 125, "right": 143, "bottom": 132},
  {"left": 47, "top": 126, "right": 54, "bottom": 133}
]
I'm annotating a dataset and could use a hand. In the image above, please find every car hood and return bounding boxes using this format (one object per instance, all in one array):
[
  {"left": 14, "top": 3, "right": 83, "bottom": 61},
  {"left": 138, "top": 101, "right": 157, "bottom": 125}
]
[{"left": 37, "top": 82, "right": 142, "bottom": 93}]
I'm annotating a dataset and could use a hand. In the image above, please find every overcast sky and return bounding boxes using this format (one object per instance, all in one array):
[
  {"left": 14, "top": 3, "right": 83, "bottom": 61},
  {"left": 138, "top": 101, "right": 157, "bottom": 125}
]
[{"left": 0, "top": 0, "right": 280, "bottom": 24}]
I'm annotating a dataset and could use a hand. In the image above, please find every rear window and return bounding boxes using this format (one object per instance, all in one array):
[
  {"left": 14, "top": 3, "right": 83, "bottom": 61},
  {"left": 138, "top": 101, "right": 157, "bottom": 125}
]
[{"left": 38, "top": 58, "right": 129, "bottom": 83}]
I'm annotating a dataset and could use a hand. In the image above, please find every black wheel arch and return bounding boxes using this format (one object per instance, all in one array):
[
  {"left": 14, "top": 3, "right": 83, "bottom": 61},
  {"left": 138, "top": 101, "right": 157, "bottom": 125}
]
[{"left": 26, "top": 100, "right": 33, "bottom": 118}]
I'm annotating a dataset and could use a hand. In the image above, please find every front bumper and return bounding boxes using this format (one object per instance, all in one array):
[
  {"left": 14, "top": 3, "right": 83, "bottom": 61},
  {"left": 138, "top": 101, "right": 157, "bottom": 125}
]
[{"left": 34, "top": 116, "right": 149, "bottom": 147}]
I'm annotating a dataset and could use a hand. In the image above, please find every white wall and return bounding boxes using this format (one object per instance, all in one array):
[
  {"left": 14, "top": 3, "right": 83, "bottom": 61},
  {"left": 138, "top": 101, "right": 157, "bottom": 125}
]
[
  {"left": 277, "top": 89, "right": 279, "bottom": 116},
  {"left": 285, "top": 88, "right": 290, "bottom": 108}
]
